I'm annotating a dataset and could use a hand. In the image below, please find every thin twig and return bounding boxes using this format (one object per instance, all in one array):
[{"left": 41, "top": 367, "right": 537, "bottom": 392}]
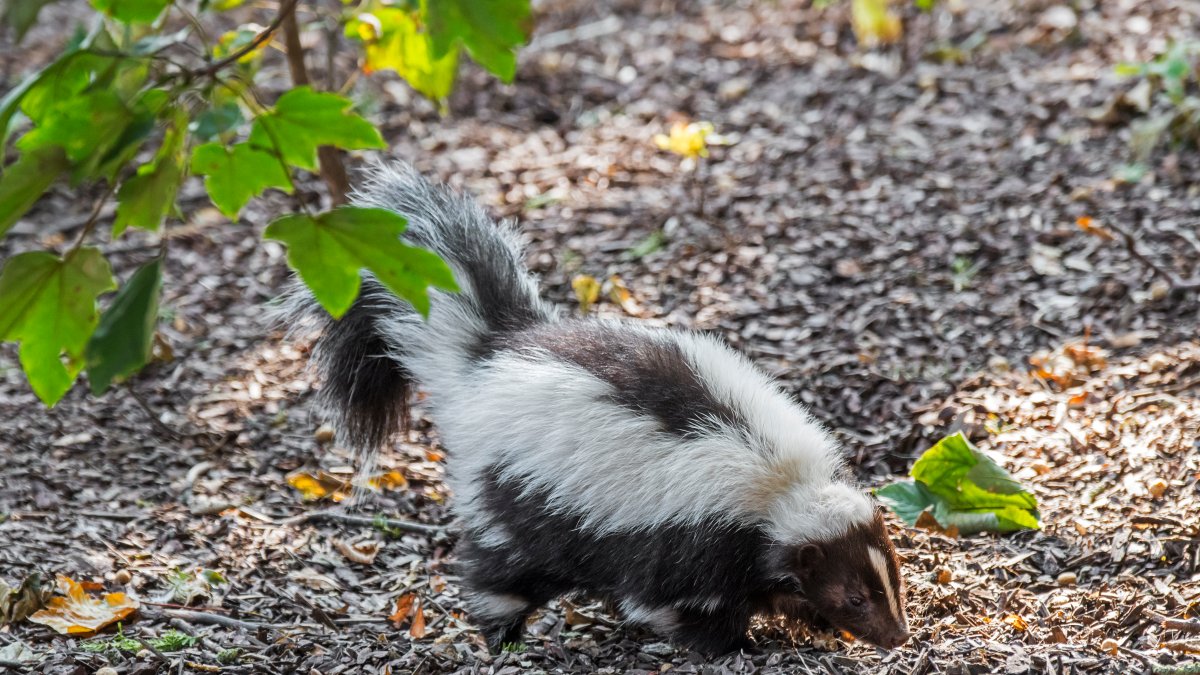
[
  {"left": 158, "top": 608, "right": 280, "bottom": 631},
  {"left": 192, "top": 0, "right": 301, "bottom": 79},
  {"left": 288, "top": 509, "right": 444, "bottom": 535},
  {"left": 133, "top": 634, "right": 170, "bottom": 663},
  {"left": 1108, "top": 216, "right": 1200, "bottom": 292},
  {"left": 1145, "top": 610, "right": 1200, "bottom": 634},
  {"left": 69, "top": 182, "right": 120, "bottom": 252},
  {"left": 126, "top": 383, "right": 182, "bottom": 439}
]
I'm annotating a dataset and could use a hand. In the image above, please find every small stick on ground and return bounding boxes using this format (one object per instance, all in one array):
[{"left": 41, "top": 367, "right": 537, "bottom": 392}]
[
  {"left": 1108, "top": 214, "right": 1200, "bottom": 292},
  {"left": 287, "top": 509, "right": 444, "bottom": 535},
  {"left": 1145, "top": 610, "right": 1200, "bottom": 634},
  {"left": 127, "top": 384, "right": 184, "bottom": 439},
  {"left": 158, "top": 608, "right": 279, "bottom": 631},
  {"left": 133, "top": 634, "right": 170, "bottom": 663}
]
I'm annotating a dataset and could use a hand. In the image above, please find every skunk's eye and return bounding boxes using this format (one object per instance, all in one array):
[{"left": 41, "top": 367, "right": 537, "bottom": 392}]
[{"left": 848, "top": 596, "right": 865, "bottom": 608}]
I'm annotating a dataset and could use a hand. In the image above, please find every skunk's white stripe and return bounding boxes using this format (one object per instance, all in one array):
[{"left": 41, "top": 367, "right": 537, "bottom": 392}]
[
  {"left": 868, "top": 546, "right": 901, "bottom": 622},
  {"left": 675, "top": 595, "right": 725, "bottom": 614},
  {"left": 468, "top": 592, "right": 530, "bottom": 621},
  {"left": 619, "top": 600, "right": 680, "bottom": 632},
  {"left": 410, "top": 324, "right": 876, "bottom": 541},
  {"left": 675, "top": 333, "right": 876, "bottom": 540},
  {"left": 436, "top": 352, "right": 777, "bottom": 534}
]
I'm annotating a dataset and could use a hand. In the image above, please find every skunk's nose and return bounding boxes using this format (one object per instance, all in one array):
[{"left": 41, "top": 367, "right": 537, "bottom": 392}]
[{"left": 883, "top": 629, "right": 911, "bottom": 649}]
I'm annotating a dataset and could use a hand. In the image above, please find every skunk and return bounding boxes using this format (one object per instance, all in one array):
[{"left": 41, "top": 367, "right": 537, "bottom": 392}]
[{"left": 280, "top": 163, "right": 910, "bottom": 654}]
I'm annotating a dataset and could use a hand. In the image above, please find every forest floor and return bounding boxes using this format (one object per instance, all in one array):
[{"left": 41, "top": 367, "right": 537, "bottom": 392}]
[{"left": 2, "top": 0, "right": 1200, "bottom": 673}]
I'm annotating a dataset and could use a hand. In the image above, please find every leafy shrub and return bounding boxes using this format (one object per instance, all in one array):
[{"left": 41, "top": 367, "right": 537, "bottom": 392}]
[
  {"left": 1113, "top": 42, "right": 1200, "bottom": 178},
  {"left": 0, "top": 0, "right": 532, "bottom": 405}
]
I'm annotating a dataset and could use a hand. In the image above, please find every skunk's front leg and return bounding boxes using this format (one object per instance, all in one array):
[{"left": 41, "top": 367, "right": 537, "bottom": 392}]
[{"left": 669, "top": 605, "right": 754, "bottom": 656}]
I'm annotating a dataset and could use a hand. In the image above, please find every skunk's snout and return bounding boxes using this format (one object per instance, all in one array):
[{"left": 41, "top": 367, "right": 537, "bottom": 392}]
[{"left": 878, "top": 628, "right": 911, "bottom": 650}]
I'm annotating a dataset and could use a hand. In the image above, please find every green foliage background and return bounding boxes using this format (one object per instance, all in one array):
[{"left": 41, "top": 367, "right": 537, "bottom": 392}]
[{"left": 0, "top": 0, "right": 532, "bottom": 405}]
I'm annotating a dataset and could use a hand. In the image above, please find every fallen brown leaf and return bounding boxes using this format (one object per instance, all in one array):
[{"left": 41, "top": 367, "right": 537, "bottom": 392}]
[
  {"left": 389, "top": 593, "right": 416, "bottom": 627},
  {"left": 334, "top": 538, "right": 381, "bottom": 565},
  {"left": 28, "top": 576, "right": 138, "bottom": 635},
  {"left": 409, "top": 599, "right": 426, "bottom": 639}
]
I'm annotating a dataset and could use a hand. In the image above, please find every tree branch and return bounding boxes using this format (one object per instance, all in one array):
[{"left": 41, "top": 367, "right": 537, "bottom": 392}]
[
  {"left": 193, "top": 0, "right": 301, "bottom": 79},
  {"left": 281, "top": 3, "right": 350, "bottom": 205}
]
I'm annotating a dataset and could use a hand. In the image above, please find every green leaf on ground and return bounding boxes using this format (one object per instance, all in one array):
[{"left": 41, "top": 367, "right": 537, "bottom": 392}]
[
  {"left": 424, "top": 0, "right": 530, "bottom": 82},
  {"left": 90, "top": 0, "right": 171, "bottom": 23},
  {"left": 876, "top": 432, "right": 1040, "bottom": 535},
  {"left": 0, "top": 247, "right": 116, "bottom": 405},
  {"left": 264, "top": 206, "right": 458, "bottom": 318},
  {"left": 624, "top": 230, "right": 666, "bottom": 260},
  {"left": 113, "top": 113, "right": 187, "bottom": 236},
  {"left": 347, "top": 6, "right": 459, "bottom": 102},
  {"left": 85, "top": 258, "right": 162, "bottom": 395},
  {"left": 248, "top": 87, "right": 384, "bottom": 171},
  {"left": 190, "top": 142, "right": 292, "bottom": 218},
  {"left": 0, "top": 146, "right": 70, "bottom": 238}
]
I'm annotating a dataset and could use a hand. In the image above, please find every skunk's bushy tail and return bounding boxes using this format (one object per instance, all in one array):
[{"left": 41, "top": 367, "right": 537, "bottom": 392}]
[{"left": 278, "top": 162, "right": 554, "bottom": 451}]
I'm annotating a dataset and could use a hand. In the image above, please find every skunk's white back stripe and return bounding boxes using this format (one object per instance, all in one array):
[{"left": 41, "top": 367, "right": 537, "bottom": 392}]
[
  {"left": 428, "top": 345, "right": 876, "bottom": 541},
  {"left": 437, "top": 352, "right": 778, "bottom": 533},
  {"left": 869, "top": 546, "right": 901, "bottom": 622}
]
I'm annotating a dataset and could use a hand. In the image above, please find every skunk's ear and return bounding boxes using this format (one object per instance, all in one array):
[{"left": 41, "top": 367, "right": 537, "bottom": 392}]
[{"left": 794, "top": 543, "right": 825, "bottom": 579}]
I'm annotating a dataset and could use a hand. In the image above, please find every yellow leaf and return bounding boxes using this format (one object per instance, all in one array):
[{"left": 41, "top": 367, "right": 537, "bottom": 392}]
[
  {"left": 1004, "top": 614, "right": 1029, "bottom": 632},
  {"left": 851, "top": 0, "right": 902, "bottom": 47},
  {"left": 346, "top": 6, "right": 458, "bottom": 102},
  {"left": 1076, "top": 215, "right": 1115, "bottom": 240},
  {"left": 607, "top": 275, "right": 643, "bottom": 317},
  {"left": 654, "top": 121, "right": 714, "bottom": 159},
  {"left": 27, "top": 576, "right": 138, "bottom": 635},
  {"left": 366, "top": 470, "right": 409, "bottom": 491},
  {"left": 215, "top": 27, "right": 268, "bottom": 65},
  {"left": 572, "top": 274, "right": 601, "bottom": 314},
  {"left": 286, "top": 470, "right": 352, "bottom": 502}
]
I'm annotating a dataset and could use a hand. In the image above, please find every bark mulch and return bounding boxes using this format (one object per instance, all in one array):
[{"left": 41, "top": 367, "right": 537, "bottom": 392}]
[{"left": 1, "top": 0, "right": 1199, "bottom": 673}]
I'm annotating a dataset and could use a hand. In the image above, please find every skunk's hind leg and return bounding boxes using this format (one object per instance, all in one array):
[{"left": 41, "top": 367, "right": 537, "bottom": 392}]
[
  {"left": 458, "top": 536, "right": 563, "bottom": 652},
  {"left": 464, "top": 589, "right": 537, "bottom": 651}
]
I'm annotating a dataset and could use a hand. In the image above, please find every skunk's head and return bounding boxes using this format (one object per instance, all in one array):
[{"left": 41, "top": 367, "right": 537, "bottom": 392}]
[{"left": 768, "top": 485, "right": 909, "bottom": 649}]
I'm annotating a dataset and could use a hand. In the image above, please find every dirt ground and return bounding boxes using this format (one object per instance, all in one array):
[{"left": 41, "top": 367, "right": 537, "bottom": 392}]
[{"left": 2, "top": 0, "right": 1200, "bottom": 673}]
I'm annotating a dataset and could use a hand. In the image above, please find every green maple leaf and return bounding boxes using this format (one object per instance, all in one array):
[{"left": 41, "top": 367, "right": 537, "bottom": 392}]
[
  {"left": 248, "top": 87, "right": 384, "bottom": 171},
  {"left": 190, "top": 142, "right": 293, "bottom": 218},
  {"left": 18, "top": 90, "right": 133, "bottom": 165},
  {"left": 113, "top": 114, "right": 187, "bottom": 236},
  {"left": 264, "top": 206, "right": 458, "bottom": 318},
  {"left": 2, "top": 0, "right": 60, "bottom": 40},
  {"left": 86, "top": 258, "right": 162, "bottom": 395},
  {"left": 90, "top": 0, "right": 171, "bottom": 23},
  {"left": 425, "top": 0, "right": 531, "bottom": 82},
  {"left": 877, "top": 432, "right": 1041, "bottom": 535},
  {"left": 0, "top": 247, "right": 117, "bottom": 405},
  {"left": 0, "top": 146, "right": 70, "bottom": 237}
]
